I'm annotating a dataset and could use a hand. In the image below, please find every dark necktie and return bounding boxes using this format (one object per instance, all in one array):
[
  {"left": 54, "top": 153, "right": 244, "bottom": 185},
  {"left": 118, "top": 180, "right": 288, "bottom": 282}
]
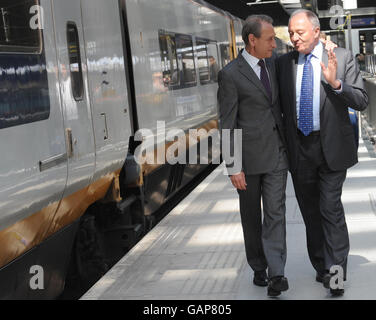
[
  {"left": 258, "top": 59, "right": 272, "bottom": 101},
  {"left": 298, "top": 53, "right": 314, "bottom": 136}
]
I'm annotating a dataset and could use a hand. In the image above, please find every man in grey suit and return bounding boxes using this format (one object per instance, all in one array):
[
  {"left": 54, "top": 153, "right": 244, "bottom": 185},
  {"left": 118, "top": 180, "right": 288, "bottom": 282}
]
[
  {"left": 277, "top": 9, "right": 368, "bottom": 296},
  {"left": 217, "top": 15, "right": 289, "bottom": 297}
]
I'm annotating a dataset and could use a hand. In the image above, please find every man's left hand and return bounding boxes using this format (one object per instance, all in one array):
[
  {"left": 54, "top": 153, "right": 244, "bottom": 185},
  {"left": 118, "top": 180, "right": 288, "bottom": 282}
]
[{"left": 320, "top": 49, "right": 341, "bottom": 90}]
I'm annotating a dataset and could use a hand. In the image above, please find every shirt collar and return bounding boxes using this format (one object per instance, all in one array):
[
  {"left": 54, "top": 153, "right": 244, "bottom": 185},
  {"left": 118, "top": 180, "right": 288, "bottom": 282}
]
[
  {"left": 242, "top": 49, "right": 264, "bottom": 69},
  {"left": 299, "top": 40, "right": 323, "bottom": 62}
]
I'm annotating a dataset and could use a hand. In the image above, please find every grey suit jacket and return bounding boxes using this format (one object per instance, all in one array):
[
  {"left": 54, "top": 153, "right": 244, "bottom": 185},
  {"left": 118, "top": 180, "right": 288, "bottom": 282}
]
[
  {"left": 217, "top": 50, "right": 285, "bottom": 175},
  {"left": 277, "top": 47, "right": 368, "bottom": 173}
]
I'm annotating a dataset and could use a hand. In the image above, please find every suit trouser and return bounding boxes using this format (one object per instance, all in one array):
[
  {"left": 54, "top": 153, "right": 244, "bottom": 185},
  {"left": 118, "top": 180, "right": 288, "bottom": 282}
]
[
  {"left": 237, "top": 147, "right": 288, "bottom": 278},
  {"left": 292, "top": 131, "right": 349, "bottom": 278}
]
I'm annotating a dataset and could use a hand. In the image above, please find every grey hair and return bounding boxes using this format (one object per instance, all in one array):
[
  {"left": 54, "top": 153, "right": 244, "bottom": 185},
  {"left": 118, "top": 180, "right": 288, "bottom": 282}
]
[
  {"left": 242, "top": 15, "right": 273, "bottom": 46},
  {"left": 289, "top": 9, "right": 320, "bottom": 29}
]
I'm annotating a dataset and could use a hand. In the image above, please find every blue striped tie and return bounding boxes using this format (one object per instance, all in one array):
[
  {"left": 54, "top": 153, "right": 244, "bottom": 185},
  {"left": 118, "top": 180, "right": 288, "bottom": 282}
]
[{"left": 298, "top": 53, "right": 314, "bottom": 136}]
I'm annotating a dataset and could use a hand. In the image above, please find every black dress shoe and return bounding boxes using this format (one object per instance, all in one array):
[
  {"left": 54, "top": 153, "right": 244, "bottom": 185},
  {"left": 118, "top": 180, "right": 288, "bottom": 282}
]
[
  {"left": 323, "top": 273, "right": 331, "bottom": 289},
  {"left": 267, "top": 286, "right": 282, "bottom": 297},
  {"left": 267, "top": 276, "right": 289, "bottom": 297},
  {"left": 316, "top": 272, "right": 325, "bottom": 283},
  {"left": 253, "top": 270, "right": 268, "bottom": 287},
  {"left": 330, "top": 288, "right": 344, "bottom": 296},
  {"left": 323, "top": 273, "right": 345, "bottom": 296}
]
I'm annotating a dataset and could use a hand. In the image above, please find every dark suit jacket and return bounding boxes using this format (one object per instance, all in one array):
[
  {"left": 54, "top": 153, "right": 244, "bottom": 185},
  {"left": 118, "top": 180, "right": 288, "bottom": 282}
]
[
  {"left": 276, "top": 47, "right": 368, "bottom": 174},
  {"left": 217, "top": 50, "right": 285, "bottom": 175}
]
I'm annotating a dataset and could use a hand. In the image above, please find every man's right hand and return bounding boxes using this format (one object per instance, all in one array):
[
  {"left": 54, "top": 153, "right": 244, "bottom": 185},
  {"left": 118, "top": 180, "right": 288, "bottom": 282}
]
[{"left": 230, "top": 172, "right": 247, "bottom": 190}]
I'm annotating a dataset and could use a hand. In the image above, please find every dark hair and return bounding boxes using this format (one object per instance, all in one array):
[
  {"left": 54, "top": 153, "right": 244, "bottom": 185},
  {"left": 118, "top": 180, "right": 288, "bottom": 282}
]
[{"left": 242, "top": 15, "right": 273, "bottom": 46}]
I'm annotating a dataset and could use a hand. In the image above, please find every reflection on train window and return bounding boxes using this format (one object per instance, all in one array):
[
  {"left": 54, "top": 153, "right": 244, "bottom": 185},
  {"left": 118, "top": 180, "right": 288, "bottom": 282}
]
[
  {"left": 236, "top": 35, "right": 245, "bottom": 54},
  {"left": 175, "top": 34, "right": 196, "bottom": 88},
  {"left": 0, "top": 0, "right": 49, "bottom": 129},
  {"left": 196, "top": 39, "right": 210, "bottom": 84},
  {"left": 0, "top": 58, "right": 50, "bottom": 129},
  {"left": 196, "top": 38, "right": 219, "bottom": 84},
  {"left": 159, "top": 30, "right": 179, "bottom": 88},
  {"left": 0, "top": 0, "right": 42, "bottom": 53},
  {"left": 207, "top": 42, "right": 219, "bottom": 83},
  {"left": 159, "top": 30, "right": 197, "bottom": 90},
  {"left": 67, "top": 22, "right": 84, "bottom": 101},
  {"left": 359, "top": 33, "right": 366, "bottom": 54},
  {"left": 219, "top": 43, "right": 231, "bottom": 68}
]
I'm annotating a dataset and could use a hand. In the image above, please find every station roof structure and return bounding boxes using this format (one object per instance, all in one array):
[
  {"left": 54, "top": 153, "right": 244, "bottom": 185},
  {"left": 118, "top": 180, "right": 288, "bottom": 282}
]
[
  {"left": 204, "top": 0, "right": 376, "bottom": 30},
  {"left": 203, "top": 0, "right": 300, "bottom": 25}
]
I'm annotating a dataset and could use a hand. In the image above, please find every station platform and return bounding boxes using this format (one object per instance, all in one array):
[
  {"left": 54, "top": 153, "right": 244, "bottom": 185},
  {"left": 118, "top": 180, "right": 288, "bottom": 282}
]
[{"left": 81, "top": 138, "right": 376, "bottom": 300}]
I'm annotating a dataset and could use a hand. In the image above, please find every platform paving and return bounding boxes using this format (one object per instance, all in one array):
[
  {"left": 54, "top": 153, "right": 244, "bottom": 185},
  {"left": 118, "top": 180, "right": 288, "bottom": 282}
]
[{"left": 81, "top": 138, "right": 376, "bottom": 300}]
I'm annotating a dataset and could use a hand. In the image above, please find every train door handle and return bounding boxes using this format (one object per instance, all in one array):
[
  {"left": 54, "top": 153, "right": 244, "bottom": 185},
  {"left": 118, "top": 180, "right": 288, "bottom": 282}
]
[
  {"left": 101, "top": 113, "right": 109, "bottom": 140},
  {"left": 39, "top": 153, "right": 68, "bottom": 172},
  {"left": 66, "top": 128, "right": 74, "bottom": 158},
  {"left": 39, "top": 129, "right": 72, "bottom": 171}
]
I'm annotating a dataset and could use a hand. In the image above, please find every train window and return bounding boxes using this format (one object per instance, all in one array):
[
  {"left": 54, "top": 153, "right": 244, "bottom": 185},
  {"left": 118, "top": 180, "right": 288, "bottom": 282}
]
[
  {"left": 207, "top": 42, "right": 219, "bottom": 83},
  {"left": 0, "top": 0, "right": 42, "bottom": 53},
  {"left": 0, "top": 0, "right": 49, "bottom": 130},
  {"left": 219, "top": 43, "right": 231, "bottom": 68},
  {"left": 159, "top": 30, "right": 197, "bottom": 89},
  {"left": 159, "top": 30, "right": 180, "bottom": 88},
  {"left": 196, "top": 39, "right": 210, "bottom": 84},
  {"left": 0, "top": 59, "right": 50, "bottom": 129},
  {"left": 175, "top": 34, "right": 197, "bottom": 88},
  {"left": 196, "top": 39, "right": 219, "bottom": 84},
  {"left": 67, "top": 22, "right": 84, "bottom": 101}
]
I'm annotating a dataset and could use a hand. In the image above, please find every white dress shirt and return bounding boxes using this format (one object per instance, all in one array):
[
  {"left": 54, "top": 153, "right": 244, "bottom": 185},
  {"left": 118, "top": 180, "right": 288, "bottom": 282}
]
[
  {"left": 242, "top": 49, "right": 269, "bottom": 80},
  {"left": 296, "top": 41, "right": 342, "bottom": 131},
  {"left": 296, "top": 41, "right": 323, "bottom": 131}
]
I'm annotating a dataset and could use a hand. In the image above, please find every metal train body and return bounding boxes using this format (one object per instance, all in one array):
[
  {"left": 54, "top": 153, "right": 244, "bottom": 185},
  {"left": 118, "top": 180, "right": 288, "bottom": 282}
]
[{"left": 0, "top": 0, "right": 290, "bottom": 299}]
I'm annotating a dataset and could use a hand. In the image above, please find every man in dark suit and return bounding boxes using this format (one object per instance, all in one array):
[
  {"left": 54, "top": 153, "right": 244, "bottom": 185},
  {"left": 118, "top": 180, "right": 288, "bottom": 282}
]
[
  {"left": 218, "top": 15, "right": 289, "bottom": 297},
  {"left": 277, "top": 9, "right": 368, "bottom": 296}
]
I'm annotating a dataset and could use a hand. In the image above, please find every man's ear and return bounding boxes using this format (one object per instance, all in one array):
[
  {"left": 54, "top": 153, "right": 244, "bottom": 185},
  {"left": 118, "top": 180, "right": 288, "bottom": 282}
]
[
  {"left": 248, "top": 34, "right": 255, "bottom": 48},
  {"left": 314, "top": 27, "right": 321, "bottom": 39}
]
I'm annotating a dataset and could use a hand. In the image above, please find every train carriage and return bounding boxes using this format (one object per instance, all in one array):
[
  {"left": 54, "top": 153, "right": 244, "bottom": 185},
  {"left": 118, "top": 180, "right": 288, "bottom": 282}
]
[{"left": 0, "top": 0, "right": 291, "bottom": 299}]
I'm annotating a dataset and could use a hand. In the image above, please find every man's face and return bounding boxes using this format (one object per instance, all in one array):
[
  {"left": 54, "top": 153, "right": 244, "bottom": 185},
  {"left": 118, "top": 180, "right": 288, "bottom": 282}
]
[
  {"left": 288, "top": 13, "right": 320, "bottom": 54},
  {"left": 249, "top": 22, "right": 276, "bottom": 59}
]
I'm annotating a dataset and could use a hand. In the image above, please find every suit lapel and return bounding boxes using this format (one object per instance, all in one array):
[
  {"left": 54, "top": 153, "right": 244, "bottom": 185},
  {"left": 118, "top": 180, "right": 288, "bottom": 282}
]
[
  {"left": 237, "top": 53, "right": 271, "bottom": 102},
  {"left": 290, "top": 51, "right": 299, "bottom": 125},
  {"left": 266, "top": 58, "right": 277, "bottom": 104},
  {"left": 320, "top": 48, "right": 328, "bottom": 111}
]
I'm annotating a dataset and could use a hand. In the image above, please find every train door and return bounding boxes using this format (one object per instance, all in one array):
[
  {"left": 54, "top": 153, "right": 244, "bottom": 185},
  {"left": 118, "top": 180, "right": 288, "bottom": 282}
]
[
  {"left": 51, "top": 0, "right": 95, "bottom": 195},
  {"left": 80, "top": 0, "right": 132, "bottom": 182}
]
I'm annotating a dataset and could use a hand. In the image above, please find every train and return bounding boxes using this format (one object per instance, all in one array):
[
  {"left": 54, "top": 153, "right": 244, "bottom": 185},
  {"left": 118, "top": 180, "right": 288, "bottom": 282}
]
[{"left": 0, "top": 0, "right": 290, "bottom": 299}]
